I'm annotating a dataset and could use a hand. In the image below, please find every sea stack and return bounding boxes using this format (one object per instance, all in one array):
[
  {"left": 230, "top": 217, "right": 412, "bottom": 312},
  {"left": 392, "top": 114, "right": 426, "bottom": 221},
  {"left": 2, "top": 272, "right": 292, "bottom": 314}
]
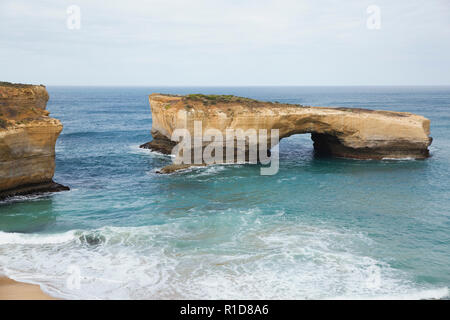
[
  {"left": 0, "top": 82, "right": 69, "bottom": 199},
  {"left": 141, "top": 94, "right": 432, "bottom": 172}
]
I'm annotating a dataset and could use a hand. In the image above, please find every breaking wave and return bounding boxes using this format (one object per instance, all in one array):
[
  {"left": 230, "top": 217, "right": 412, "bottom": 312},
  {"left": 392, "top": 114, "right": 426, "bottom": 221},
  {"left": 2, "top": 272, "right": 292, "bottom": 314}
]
[{"left": 0, "top": 213, "right": 447, "bottom": 300}]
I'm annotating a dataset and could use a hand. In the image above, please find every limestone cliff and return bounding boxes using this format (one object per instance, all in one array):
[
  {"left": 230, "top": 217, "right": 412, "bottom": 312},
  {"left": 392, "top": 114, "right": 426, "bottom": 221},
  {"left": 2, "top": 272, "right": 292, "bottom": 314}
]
[
  {"left": 141, "top": 93, "right": 432, "bottom": 171},
  {"left": 0, "top": 82, "right": 68, "bottom": 199}
]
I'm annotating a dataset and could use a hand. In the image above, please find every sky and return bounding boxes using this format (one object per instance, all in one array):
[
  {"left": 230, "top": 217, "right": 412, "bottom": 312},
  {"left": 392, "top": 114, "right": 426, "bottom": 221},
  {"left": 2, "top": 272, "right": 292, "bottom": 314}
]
[{"left": 0, "top": 0, "right": 449, "bottom": 86}]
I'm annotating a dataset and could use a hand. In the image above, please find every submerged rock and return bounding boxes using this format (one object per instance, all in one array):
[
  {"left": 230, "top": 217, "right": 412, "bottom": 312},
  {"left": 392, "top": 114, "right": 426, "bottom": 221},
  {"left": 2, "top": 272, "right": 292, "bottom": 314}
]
[
  {"left": 156, "top": 163, "right": 206, "bottom": 174},
  {"left": 78, "top": 232, "right": 106, "bottom": 246},
  {"left": 0, "top": 82, "right": 69, "bottom": 200}
]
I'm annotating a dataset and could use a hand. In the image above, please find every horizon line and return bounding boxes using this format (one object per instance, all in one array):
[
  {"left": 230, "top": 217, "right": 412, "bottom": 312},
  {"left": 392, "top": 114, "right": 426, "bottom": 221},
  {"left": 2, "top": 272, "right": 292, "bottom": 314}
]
[{"left": 40, "top": 84, "right": 450, "bottom": 87}]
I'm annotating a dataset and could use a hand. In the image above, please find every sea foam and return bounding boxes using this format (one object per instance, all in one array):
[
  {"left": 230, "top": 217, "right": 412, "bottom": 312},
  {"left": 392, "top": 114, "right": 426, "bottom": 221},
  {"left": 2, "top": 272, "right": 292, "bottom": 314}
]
[{"left": 0, "top": 219, "right": 447, "bottom": 300}]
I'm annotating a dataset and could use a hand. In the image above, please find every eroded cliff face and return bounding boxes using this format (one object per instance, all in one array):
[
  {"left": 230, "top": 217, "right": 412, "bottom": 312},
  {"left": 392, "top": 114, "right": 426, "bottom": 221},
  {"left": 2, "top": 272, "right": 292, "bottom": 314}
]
[
  {"left": 0, "top": 82, "right": 68, "bottom": 199},
  {"left": 141, "top": 93, "right": 432, "bottom": 170}
]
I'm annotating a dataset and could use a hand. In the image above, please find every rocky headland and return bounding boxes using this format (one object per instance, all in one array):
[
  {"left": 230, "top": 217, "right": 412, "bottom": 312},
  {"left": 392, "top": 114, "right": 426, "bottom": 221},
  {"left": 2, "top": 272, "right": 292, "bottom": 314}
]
[
  {"left": 0, "top": 82, "right": 68, "bottom": 199},
  {"left": 141, "top": 93, "right": 432, "bottom": 173}
]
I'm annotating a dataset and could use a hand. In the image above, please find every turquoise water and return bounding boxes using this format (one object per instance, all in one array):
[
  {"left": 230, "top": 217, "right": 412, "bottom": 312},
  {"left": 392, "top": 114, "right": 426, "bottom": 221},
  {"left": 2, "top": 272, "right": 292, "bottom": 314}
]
[{"left": 0, "top": 86, "right": 449, "bottom": 299}]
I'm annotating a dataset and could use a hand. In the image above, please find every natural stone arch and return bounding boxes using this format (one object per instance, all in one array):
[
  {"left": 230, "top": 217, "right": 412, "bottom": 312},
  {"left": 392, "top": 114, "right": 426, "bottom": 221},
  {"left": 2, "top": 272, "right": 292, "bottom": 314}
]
[{"left": 140, "top": 94, "right": 432, "bottom": 172}]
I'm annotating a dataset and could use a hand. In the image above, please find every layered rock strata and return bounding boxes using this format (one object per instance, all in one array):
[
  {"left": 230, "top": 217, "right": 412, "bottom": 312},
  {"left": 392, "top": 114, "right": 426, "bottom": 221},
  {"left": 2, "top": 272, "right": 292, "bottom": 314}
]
[
  {"left": 140, "top": 93, "right": 432, "bottom": 172},
  {"left": 0, "top": 82, "right": 69, "bottom": 199}
]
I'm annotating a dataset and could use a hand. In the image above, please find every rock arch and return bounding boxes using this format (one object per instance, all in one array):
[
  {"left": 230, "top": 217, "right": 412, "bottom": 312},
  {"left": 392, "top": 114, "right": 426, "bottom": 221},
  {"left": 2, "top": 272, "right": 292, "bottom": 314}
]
[{"left": 140, "top": 94, "right": 432, "bottom": 171}]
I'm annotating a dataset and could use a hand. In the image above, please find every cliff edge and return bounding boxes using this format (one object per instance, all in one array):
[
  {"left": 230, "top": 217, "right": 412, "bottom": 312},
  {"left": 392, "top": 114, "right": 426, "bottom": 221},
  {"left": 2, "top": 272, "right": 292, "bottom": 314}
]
[
  {"left": 141, "top": 94, "right": 432, "bottom": 172},
  {"left": 0, "top": 82, "right": 69, "bottom": 199}
]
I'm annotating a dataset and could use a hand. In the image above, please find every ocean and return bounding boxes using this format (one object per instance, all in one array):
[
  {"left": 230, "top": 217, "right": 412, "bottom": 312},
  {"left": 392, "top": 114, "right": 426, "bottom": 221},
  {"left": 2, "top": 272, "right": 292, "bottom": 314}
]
[{"left": 0, "top": 86, "right": 449, "bottom": 299}]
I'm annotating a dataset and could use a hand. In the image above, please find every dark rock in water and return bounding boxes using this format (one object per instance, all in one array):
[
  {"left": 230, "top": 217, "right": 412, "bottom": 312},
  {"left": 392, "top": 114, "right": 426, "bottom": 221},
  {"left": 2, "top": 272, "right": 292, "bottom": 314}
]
[
  {"left": 139, "top": 131, "right": 177, "bottom": 155},
  {"left": 156, "top": 163, "right": 206, "bottom": 174},
  {"left": 0, "top": 181, "right": 70, "bottom": 201},
  {"left": 79, "top": 233, "right": 106, "bottom": 246}
]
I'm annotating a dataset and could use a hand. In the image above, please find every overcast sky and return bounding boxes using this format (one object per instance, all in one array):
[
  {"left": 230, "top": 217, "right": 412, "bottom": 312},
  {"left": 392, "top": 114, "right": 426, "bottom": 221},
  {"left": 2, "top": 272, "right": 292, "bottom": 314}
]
[{"left": 1, "top": 0, "right": 449, "bottom": 86}]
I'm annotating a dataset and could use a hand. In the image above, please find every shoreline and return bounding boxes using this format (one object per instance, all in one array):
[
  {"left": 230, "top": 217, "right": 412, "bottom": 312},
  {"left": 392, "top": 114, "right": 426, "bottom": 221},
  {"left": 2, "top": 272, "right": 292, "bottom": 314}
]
[{"left": 0, "top": 276, "right": 58, "bottom": 300}]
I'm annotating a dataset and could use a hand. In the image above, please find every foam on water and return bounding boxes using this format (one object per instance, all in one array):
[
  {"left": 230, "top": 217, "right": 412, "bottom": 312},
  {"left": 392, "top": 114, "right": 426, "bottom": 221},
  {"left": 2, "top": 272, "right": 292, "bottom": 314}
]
[
  {"left": 0, "top": 193, "right": 55, "bottom": 204},
  {"left": 334, "top": 287, "right": 449, "bottom": 300},
  {"left": 184, "top": 164, "right": 229, "bottom": 177},
  {"left": 0, "top": 231, "right": 77, "bottom": 245},
  {"left": 0, "top": 212, "right": 447, "bottom": 300},
  {"left": 381, "top": 157, "right": 417, "bottom": 161}
]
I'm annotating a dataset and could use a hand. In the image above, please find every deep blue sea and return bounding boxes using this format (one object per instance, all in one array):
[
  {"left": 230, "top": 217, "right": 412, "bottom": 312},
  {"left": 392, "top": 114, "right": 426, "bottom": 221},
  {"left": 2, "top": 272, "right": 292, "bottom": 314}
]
[{"left": 1, "top": 86, "right": 449, "bottom": 299}]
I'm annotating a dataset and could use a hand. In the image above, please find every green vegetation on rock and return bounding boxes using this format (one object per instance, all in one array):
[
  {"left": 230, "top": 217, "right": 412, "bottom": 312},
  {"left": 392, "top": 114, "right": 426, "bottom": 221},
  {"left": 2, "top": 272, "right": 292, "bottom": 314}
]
[
  {"left": 185, "top": 94, "right": 259, "bottom": 104},
  {"left": 0, "top": 118, "right": 8, "bottom": 129}
]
